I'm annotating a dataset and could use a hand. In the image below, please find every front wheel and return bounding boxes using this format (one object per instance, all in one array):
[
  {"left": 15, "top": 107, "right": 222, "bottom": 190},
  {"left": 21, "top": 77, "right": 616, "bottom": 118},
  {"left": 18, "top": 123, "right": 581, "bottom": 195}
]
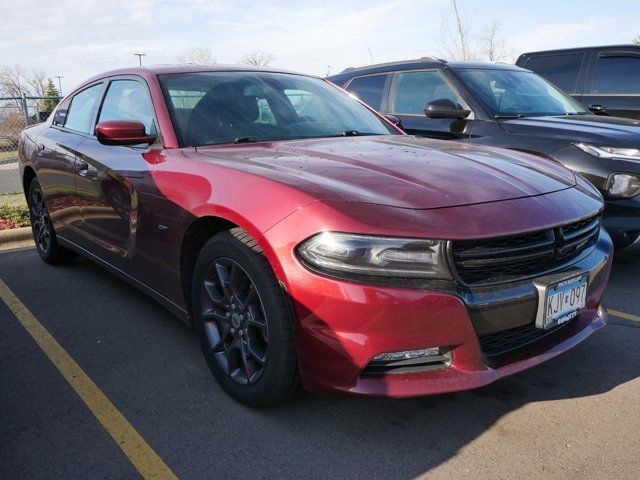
[
  {"left": 191, "top": 228, "right": 299, "bottom": 407},
  {"left": 28, "top": 178, "right": 77, "bottom": 264}
]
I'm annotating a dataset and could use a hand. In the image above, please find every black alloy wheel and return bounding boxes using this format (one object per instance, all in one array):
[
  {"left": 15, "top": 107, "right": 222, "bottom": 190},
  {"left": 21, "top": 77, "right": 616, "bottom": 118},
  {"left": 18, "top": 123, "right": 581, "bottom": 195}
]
[
  {"left": 27, "top": 178, "right": 77, "bottom": 264},
  {"left": 192, "top": 228, "right": 299, "bottom": 407},
  {"left": 201, "top": 257, "right": 269, "bottom": 385}
]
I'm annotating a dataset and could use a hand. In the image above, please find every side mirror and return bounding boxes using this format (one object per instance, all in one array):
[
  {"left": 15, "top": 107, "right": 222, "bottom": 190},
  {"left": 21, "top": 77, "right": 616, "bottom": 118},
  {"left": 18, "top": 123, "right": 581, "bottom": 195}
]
[
  {"left": 424, "top": 99, "right": 471, "bottom": 119},
  {"left": 96, "top": 120, "right": 157, "bottom": 146},
  {"left": 383, "top": 114, "right": 404, "bottom": 131}
]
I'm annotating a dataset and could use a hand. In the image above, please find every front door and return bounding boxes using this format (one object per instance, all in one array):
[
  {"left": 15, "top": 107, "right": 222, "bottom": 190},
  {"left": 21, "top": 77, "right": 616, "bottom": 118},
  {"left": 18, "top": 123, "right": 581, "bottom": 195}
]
[
  {"left": 387, "top": 69, "right": 473, "bottom": 139},
  {"left": 73, "top": 79, "right": 160, "bottom": 275}
]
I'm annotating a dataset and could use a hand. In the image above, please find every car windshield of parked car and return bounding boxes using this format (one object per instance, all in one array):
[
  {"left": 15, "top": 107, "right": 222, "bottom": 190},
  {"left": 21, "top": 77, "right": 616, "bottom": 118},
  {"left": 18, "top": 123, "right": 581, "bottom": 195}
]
[
  {"left": 159, "top": 71, "right": 397, "bottom": 147},
  {"left": 456, "top": 68, "right": 589, "bottom": 118}
]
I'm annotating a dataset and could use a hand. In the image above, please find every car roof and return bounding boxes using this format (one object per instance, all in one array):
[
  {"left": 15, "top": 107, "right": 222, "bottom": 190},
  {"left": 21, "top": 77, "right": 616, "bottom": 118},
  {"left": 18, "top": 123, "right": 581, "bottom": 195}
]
[
  {"left": 327, "top": 58, "right": 525, "bottom": 83},
  {"left": 518, "top": 44, "right": 640, "bottom": 58},
  {"left": 74, "top": 64, "right": 318, "bottom": 92}
]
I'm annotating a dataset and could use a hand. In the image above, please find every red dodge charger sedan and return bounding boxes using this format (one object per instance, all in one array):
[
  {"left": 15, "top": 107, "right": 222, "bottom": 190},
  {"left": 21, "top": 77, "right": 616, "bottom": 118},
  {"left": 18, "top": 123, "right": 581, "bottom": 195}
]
[{"left": 19, "top": 65, "right": 612, "bottom": 406}]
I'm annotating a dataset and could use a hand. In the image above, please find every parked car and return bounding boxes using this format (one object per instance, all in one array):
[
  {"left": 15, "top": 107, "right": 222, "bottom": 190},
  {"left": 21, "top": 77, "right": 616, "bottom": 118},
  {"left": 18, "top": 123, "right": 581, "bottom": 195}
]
[
  {"left": 19, "top": 65, "right": 612, "bottom": 407},
  {"left": 516, "top": 45, "right": 640, "bottom": 120},
  {"left": 328, "top": 58, "right": 640, "bottom": 252}
]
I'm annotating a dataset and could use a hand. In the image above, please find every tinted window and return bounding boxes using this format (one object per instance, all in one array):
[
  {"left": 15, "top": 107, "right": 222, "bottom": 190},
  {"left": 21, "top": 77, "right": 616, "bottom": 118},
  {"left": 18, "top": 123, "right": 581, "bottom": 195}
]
[
  {"left": 346, "top": 74, "right": 389, "bottom": 110},
  {"left": 158, "top": 72, "right": 395, "bottom": 147},
  {"left": 393, "top": 70, "right": 464, "bottom": 115},
  {"left": 98, "top": 80, "right": 156, "bottom": 134},
  {"left": 64, "top": 84, "right": 103, "bottom": 133},
  {"left": 524, "top": 54, "right": 583, "bottom": 93},
  {"left": 594, "top": 55, "right": 640, "bottom": 94}
]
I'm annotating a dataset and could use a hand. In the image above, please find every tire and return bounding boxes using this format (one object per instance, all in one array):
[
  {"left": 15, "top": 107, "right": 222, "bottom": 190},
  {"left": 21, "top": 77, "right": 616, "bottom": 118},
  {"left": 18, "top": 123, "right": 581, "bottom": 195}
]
[
  {"left": 191, "top": 228, "right": 299, "bottom": 407},
  {"left": 27, "top": 177, "right": 77, "bottom": 265}
]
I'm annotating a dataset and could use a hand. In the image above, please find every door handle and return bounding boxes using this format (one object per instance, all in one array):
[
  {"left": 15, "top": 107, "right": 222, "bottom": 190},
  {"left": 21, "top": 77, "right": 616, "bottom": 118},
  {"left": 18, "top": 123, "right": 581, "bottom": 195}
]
[
  {"left": 76, "top": 159, "right": 89, "bottom": 175},
  {"left": 588, "top": 104, "right": 608, "bottom": 115}
]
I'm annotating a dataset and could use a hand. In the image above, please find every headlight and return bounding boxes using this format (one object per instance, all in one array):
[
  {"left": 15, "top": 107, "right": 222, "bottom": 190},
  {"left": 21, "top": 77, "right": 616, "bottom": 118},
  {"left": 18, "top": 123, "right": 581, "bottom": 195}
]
[
  {"left": 297, "top": 232, "right": 451, "bottom": 279},
  {"left": 575, "top": 143, "right": 640, "bottom": 161},
  {"left": 605, "top": 173, "right": 640, "bottom": 198}
]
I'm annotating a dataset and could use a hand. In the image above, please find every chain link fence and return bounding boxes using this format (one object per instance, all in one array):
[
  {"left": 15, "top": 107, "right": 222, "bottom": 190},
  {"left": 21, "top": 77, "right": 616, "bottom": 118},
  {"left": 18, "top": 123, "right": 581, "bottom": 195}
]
[{"left": 0, "top": 95, "right": 61, "bottom": 194}]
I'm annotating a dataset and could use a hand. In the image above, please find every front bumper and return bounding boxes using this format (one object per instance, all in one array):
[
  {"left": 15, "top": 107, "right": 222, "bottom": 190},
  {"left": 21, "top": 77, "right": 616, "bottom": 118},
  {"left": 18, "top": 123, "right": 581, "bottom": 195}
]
[{"left": 267, "top": 220, "right": 613, "bottom": 398}]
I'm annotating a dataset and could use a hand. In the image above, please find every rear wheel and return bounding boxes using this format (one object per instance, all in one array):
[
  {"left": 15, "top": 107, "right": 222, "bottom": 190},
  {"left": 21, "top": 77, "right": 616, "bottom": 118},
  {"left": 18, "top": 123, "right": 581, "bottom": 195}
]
[
  {"left": 28, "top": 178, "right": 77, "bottom": 264},
  {"left": 191, "top": 228, "right": 299, "bottom": 407}
]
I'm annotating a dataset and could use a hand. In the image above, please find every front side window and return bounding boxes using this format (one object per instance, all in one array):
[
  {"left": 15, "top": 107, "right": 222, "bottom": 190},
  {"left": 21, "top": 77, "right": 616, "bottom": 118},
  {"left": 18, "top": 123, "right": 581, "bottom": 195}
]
[
  {"left": 158, "top": 72, "right": 396, "bottom": 147},
  {"left": 393, "top": 70, "right": 464, "bottom": 115},
  {"left": 594, "top": 54, "right": 640, "bottom": 94},
  {"left": 456, "top": 68, "right": 588, "bottom": 118},
  {"left": 64, "top": 84, "right": 104, "bottom": 133},
  {"left": 524, "top": 54, "right": 583, "bottom": 93},
  {"left": 98, "top": 80, "right": 156, "bottom": 134},
  {"left": 346, "top": 74, "right": 389, "bottom": 110}
]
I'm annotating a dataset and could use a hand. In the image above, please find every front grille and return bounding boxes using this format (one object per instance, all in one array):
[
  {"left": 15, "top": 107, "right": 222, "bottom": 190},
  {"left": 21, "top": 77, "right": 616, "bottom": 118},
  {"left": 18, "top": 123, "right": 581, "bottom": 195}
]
[
  {"left": 479, "top": 322, "right": 566, "bottom": 357},
  {"left": 451, "top": 215, "right": 600, "bottom": 285}
]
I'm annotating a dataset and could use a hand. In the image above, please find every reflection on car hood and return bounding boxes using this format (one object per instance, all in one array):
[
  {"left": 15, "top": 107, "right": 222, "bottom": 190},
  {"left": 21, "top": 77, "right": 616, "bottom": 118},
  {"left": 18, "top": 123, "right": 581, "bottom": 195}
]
[
  {"left": 499, "top": 114, "right": 640, "bottom": 146},
  {"left": 194, "top": 135, "right": 576, "bottom": 209}
]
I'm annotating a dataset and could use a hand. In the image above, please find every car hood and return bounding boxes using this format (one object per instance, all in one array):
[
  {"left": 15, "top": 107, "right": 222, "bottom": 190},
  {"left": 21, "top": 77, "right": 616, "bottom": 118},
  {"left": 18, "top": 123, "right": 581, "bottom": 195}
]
[
  {"left": 499, "top": 114, "right": 640, "bottom": 146},
  {"left": 194, "top": 136, "right": 576, "bottom": 210}
]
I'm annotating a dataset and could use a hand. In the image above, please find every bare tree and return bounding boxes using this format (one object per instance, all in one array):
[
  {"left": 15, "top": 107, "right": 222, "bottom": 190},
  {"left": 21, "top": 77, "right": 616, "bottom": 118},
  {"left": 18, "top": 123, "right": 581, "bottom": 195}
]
[
  {"left": 27, "top": 70, "right": 48, "bottom": 97},
  {"left": 439, "top": 0, "right": 477, "bottom": 61},
  {"left": 0, "top": 64, "right": 29, "bottom": 99},
  {"left": 239, "top": 50, "right": 275, "bottom": 67},
  {"left": 176, "top": 46, "right": 216, "bottom": 64},
  {"left": 481, "top": 21, "right": 513, "bottom": 62}
]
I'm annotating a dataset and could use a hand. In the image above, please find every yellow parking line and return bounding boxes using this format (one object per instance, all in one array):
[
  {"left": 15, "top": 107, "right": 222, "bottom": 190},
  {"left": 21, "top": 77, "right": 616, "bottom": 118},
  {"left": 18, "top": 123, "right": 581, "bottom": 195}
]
[
  {"left": 0, "top": 278, "right": 178, "bottom": 480},
  {"left": 608, "top": 309, "right": 640, "bottom": 323}
]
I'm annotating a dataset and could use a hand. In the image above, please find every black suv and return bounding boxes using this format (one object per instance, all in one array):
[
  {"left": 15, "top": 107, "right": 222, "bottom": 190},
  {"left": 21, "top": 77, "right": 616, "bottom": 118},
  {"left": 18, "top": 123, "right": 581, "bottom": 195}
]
[
  {"left": 327, "top": 58, "right": 640, "bottom": 252},
  {"left": 517, "top": 45, "right": 640, "bottom": 120}
]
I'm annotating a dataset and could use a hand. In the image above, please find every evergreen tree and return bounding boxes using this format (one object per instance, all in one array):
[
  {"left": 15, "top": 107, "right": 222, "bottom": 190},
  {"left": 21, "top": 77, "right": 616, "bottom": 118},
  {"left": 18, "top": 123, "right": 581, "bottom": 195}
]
[{"left": 43, "top": 79, "right": 60, "bottom": 111}]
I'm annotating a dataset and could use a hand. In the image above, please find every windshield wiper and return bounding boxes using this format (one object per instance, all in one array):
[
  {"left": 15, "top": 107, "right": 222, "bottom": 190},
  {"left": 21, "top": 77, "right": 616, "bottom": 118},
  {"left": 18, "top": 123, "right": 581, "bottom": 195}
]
[
  {"left": 494, "top": 114, "right": 526, "bottom": 120},
  {"left": 233, "top": 137, "right": 260, "bottom": 144},
  {"left": 340, "top": 130, "right": 361, "bottom": 136}
]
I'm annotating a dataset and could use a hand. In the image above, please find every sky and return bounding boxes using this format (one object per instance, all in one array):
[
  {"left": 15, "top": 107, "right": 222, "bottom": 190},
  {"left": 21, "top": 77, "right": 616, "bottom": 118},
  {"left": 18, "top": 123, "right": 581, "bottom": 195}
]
[{"left": 1, "top": 0, "right": 640, "bottom": 94}]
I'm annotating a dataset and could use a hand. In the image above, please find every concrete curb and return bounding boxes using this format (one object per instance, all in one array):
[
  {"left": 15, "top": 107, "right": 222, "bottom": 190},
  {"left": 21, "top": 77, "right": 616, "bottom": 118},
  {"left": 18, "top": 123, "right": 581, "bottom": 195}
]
[{"left": 0, "top": 226, "right": 33, "bottom": 250}]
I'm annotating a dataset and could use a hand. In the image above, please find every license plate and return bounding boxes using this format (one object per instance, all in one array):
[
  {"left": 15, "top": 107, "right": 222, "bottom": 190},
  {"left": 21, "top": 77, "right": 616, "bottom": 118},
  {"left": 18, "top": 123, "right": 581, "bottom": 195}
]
[{"left": 542, "top": 274, "right": 588, "bottom": 329}]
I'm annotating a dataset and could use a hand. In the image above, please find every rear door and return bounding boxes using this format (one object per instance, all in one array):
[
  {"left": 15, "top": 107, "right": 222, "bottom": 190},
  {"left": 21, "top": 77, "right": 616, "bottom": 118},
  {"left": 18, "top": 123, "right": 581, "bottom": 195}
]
[
  {"left": 583, "top": 50, "right": 640, "bottom": 119},
  {"left": 386, "top": 69, "right": 473, "bottom": 139},
  {"left": 36, "top": 83, "right": 105, "bottom": 241}
]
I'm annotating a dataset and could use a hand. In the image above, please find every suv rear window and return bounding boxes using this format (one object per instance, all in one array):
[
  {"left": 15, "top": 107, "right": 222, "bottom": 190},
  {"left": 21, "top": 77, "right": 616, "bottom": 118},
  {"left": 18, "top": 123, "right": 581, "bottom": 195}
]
[
  {"left": 524, "top": 54, "right": 583, "bottom": 93},
  {"left": 346, "top": 74, "right": 389, "bottom": 110},
  {"left": 594, "top": 54, "right": 640, "bottom": 94}
]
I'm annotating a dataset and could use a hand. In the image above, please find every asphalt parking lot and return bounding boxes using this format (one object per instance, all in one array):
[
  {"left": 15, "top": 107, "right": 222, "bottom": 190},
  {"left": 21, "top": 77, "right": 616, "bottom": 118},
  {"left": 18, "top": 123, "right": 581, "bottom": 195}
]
[{"left": 1, "top": 245, "right": 639, "bottom": 480}]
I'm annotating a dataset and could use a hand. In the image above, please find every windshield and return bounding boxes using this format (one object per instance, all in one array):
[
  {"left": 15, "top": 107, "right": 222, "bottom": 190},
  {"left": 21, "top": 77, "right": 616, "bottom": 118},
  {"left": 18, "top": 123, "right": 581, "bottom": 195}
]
[
  {"left": 456, "top": 68, "right": 589, "bottom": 118},
  {"left": 158, "top": 71, "right": 396, "bottom": 147}
]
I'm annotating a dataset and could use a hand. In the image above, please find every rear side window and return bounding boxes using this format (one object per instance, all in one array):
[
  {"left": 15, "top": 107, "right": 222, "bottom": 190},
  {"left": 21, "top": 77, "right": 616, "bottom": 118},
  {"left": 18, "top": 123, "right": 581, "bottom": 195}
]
[
  {"left": 524, "top": 54, "right": 583, "bottom": 93},
  {"left": 593, "top": 54, "right": 640, "bottom": 94},
  {"left": 393, "top": 70, "right": 464, "bottom": 115},
  {"left": 64, "top": 84, "right": 104, "bottom": 134},
  {"left": 98, "top": 80, "right": 157, "bottom": 134},
  {"left": 52, "top": 98, "right": 70, "bottom": 126},
  {"left": 346, "top": 74, "right": 389, "bottom": 110}
]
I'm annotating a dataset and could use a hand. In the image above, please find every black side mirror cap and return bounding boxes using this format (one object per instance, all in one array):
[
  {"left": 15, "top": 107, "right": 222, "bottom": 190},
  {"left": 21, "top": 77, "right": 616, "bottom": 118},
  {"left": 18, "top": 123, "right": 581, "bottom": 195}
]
[{"left": 424, "top": 98, "right": 471, "bottom": 119}]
